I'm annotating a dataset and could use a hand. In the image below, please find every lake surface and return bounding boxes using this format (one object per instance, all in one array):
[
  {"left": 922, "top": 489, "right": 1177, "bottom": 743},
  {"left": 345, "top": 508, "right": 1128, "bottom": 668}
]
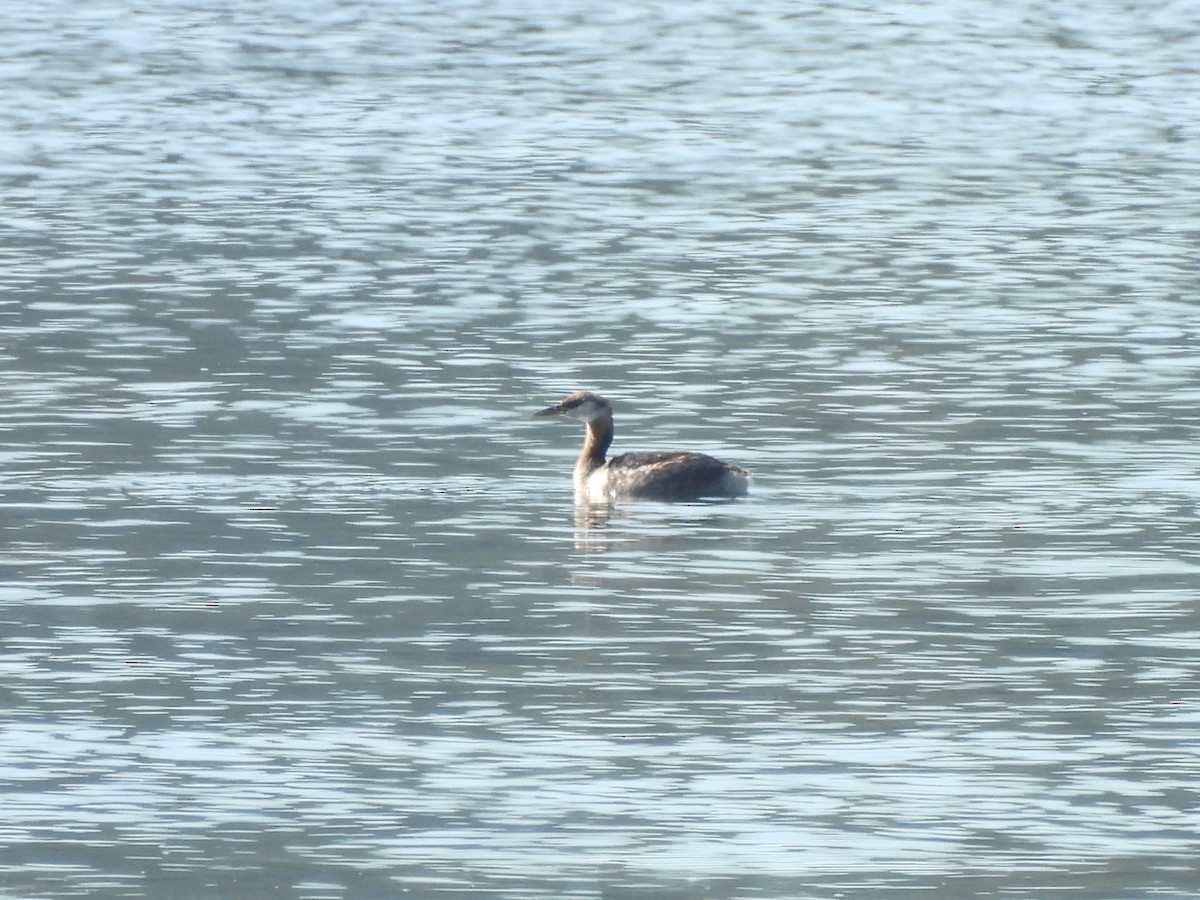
[{"left": 2, "top": 0, "right": 1199, "bottom": 897}]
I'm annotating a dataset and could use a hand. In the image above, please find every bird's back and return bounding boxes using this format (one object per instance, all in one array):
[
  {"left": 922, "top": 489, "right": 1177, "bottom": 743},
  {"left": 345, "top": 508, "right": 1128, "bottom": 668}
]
[{"left": 600, "top": 451, "right": 750, "bottom": 500}]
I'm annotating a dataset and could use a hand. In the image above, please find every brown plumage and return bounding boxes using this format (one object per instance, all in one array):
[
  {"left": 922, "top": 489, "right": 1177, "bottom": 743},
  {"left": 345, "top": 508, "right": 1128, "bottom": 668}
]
[{"left": 534, "top": 391, "right": 751, "bottom": 501}]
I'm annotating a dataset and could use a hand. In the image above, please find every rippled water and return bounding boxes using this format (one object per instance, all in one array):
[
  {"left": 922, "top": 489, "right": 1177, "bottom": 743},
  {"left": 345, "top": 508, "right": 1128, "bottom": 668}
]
[{"left": 3, "top": 0, "right": 1200, "bottom": 897}]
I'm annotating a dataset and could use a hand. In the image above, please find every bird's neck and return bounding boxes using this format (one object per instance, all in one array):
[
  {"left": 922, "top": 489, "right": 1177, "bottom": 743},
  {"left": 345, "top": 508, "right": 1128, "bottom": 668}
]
[{"left": 575, "top": 412, "right": 613, "bottom": 479}]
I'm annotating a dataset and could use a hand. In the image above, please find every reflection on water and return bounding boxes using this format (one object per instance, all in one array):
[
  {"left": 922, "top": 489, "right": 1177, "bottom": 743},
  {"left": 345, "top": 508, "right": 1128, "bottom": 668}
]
[
  {"left": 4, "top": 0, "right": 1200, "bottom": 896},
  {"left": 569, "top": 497, "right": 752, "bottom": 553}
]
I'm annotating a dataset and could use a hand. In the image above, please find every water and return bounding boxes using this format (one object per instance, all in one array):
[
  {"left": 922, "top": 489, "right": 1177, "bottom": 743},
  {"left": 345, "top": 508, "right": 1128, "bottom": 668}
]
[{"left": 3, "top": 0, "right": 1200, "bottom": 897}]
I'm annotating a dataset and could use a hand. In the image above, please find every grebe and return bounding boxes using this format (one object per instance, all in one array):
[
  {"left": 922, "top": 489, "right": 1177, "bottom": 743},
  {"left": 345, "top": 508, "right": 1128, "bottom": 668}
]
[{"left": 534, "top": 391, "right": 751, "bottom": 501}]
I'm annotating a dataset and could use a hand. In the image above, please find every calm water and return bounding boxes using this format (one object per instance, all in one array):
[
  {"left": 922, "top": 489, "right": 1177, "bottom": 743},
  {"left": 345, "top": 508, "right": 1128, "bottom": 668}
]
[{"left": 3, "top": 0, "right": 1200, "bottom": 897}]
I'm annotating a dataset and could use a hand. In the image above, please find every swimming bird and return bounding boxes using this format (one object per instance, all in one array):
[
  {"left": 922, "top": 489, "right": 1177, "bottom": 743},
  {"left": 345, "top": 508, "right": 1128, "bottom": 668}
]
[{"left": 534, "top": 391, "right": 751, "bottom": 502}]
